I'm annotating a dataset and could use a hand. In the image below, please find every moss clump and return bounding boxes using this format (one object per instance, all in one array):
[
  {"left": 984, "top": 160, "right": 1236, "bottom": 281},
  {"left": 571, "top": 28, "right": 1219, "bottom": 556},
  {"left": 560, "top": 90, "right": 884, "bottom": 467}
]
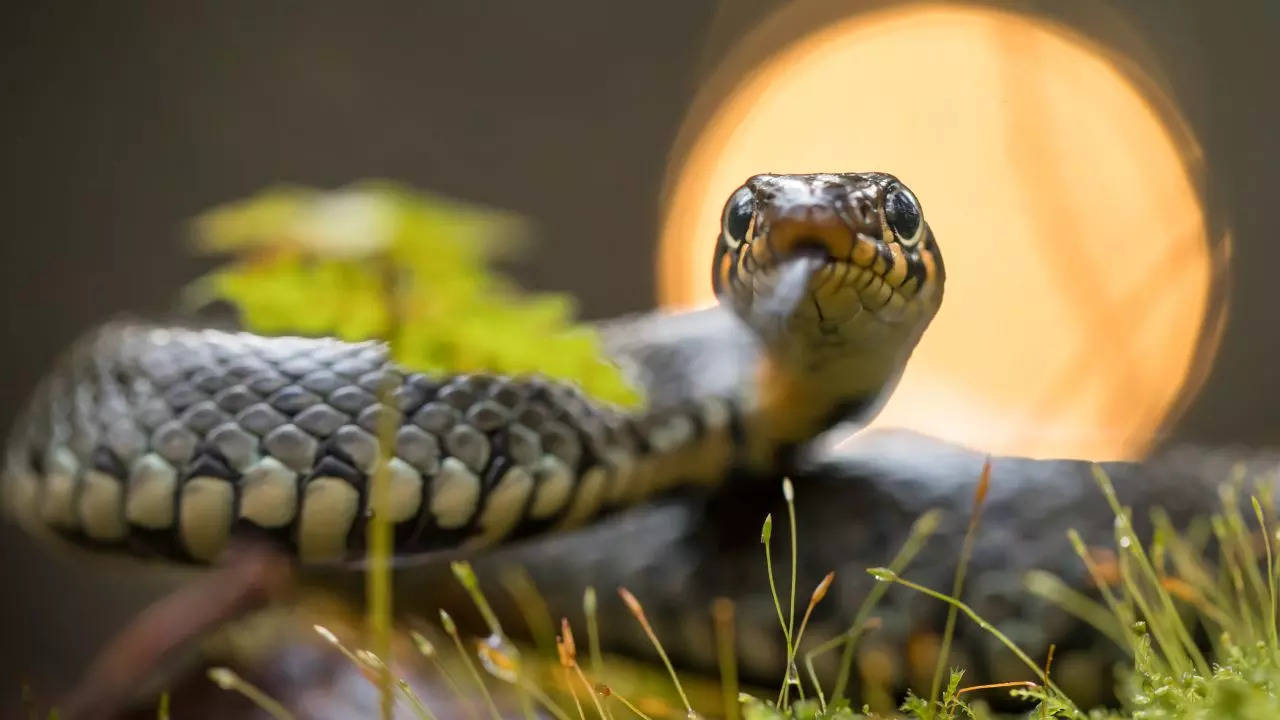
[{"left": 190, "top": 181, "right": 642, "bottom": 409}]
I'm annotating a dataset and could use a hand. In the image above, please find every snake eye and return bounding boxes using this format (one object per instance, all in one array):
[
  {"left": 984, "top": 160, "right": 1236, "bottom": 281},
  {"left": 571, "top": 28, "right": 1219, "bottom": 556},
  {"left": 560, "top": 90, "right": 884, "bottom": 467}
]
[
  {"left": 885, "top": 186, "right": 923, "bottom": 247},
  {"left": 721, "top": 186, "right": 755, "bottom": 249}
]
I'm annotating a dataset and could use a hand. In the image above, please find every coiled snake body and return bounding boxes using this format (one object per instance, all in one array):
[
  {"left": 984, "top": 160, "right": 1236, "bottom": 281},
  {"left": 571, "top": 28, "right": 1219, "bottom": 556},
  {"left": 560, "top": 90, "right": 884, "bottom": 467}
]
[
  {"left": 4, "top": 173, "right": 1237, "bottom": 703},
  {"left": 3, "top": 172, "right": 943, "bottom": 567}
]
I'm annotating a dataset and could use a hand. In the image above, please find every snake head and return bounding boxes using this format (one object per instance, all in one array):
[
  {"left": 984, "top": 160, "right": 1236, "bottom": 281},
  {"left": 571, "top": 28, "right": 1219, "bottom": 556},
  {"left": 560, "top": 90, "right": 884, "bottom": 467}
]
[{"left": 712, "top": 172, "right": 945, "bottom": 365}]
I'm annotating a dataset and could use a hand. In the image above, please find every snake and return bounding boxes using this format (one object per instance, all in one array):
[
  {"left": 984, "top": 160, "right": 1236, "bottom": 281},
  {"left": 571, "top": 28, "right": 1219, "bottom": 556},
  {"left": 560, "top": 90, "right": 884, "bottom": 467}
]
[
  {"left": 0, "top": 172, "right": 1247, "bottom": 707},
  {"left": 3, "top": 172, "right": 943, "bottom": 564}
]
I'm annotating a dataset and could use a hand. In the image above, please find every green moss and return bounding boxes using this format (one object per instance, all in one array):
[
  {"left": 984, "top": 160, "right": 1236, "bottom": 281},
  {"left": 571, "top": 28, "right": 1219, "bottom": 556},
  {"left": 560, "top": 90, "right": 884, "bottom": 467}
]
[{"left": 190, "top": 182, "right": 642, "bottom": 408}]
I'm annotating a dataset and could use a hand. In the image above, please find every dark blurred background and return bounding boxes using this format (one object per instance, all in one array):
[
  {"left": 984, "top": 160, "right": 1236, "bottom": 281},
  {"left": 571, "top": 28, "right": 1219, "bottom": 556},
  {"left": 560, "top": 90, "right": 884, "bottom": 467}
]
[{"left": 1, "top": 0, "right": 1277, "bottom": 701}]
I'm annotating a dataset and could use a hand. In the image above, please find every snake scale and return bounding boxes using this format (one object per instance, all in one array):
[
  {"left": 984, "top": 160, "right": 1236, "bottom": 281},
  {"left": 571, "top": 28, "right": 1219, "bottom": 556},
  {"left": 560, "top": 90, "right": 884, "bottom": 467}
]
[{"left": 1, "top": 172, "right": 1247, "bottom": 705}]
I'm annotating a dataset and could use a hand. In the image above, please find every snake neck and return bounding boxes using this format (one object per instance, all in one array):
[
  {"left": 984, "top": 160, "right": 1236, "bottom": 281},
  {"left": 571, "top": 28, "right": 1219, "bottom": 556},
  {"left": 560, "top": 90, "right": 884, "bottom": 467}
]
[
  {"left": 602, "top": 306, "right": 905, "bottom": 482},
  {"left": 740, "top": 344, "right": 902, "bottom": 473}
]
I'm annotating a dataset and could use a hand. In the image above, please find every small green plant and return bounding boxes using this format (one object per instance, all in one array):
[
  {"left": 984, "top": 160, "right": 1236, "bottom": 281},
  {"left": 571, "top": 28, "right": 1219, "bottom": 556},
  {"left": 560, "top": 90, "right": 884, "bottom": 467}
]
[{"left": 190, "top": 182, "right": 641, "bottom": 408}]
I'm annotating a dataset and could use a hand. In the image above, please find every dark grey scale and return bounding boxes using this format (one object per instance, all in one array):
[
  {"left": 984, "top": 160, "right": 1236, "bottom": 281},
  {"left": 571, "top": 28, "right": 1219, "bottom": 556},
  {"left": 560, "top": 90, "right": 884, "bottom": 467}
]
[
  {"left": 394, "top": 425, "right": 440, "bottom": 475},
  {"left": 95, "top": 391, "right": 133, "bottom": 428},
  {"left": 354, "top": 344, "right": 388, "bottom": 364},
  {"left": 134, "top": 395, "right": 173, "bottom": 431},
  {"left": 279, "top": 356, "right": 322, "bottom": 379},
  {"left": 322, "top": 348, "right": 373, "bottom": 376},
  {"left": 389, "top": 385, "right": 425, "bottom": 413},
  {"left": 254, "top": 339, "right": 302, "bottom": 364},
  {"left": 308, "top": 454, "right": 364, "bottom": 487},
  {"left": 212, "top": 385, "right": 260, "bottom": 415},
  {"left": 539, "top": 420, "right": 583, "bottom": 471},
  {"left": 103, "top": 421, "right": 147, "bottom": 466},
  {"left": 516, "top": 401, "right": 550, "bottom": 432},
  {"left": 465, "top": 400, "right": 510, "bottom": 433},
  {"left": 545, "top": 389, "right": 586, "bottom": 427},
  {"left": 328, "top": 386, "right": 377, "bottom": 415},
  {"left": 90, "top": 446, "right": 128, "bottom": 479},
  {"left": 487, "top": 379, "right": 526, "bottom": 410},
  {"left": 357, "top": 368, "right": 404, "bottom": 395},
  {"left": 206, "top": 422, "right": 258, "bottom": 471},
  {"left": 443, "top": 423, "right": 492, "bottom": 474},
  {"left": 225, "top": 357, "right": 273, "bottom": 383},
  {"left": 548, "top": 386, "right": 587, "bottom": 423},
  {"left": 246, "top": 372, "right": 290, "bottom": 396},
  {"left": 151, "top": 421, "right": 199, "bottom": 466},
  {"left": 309, "top": 340, "right": 359, "bottom": 365},
  {"left": 189, "top": 369, "right": 231, "bottom": 395},
  {"left": 267, "top": 386, "right": 322, "bottom": 415},
  {"left": 523, "top": 377, "right": 554, "bottom": 404},
  {"left": 126, "top": 374, "right": 159, "bottom": 407},
  {"left": 490, "top": 424, "right": 540, "bottom": 467},
  {"left": 406, "top": 372, "right": 443, "bottom": 399},
  {"left": 411, "top": 401, "right": 460, "bottom": 435},
  {"left": 235, "top": 403, "right": 289, "bottom": 437},
  {"left": 68, "top": 409, "right": 100, "bottom": 460},
  {"left": 439, "top": 373, "right": 471, "bottom": 392},
  {"left": 356, "top": 404, "right": 401, "bottom": 435},
  {"left": 293, "top": 404, "right": 348, "bottom": 438},
  {"left": 183, "top": 448, "right": 237, "bottom": 481},
  {"left": 299, "top": 370, "right": 345, "bottom": 396},
  {"left": 329, "top": 424, "right": 380, "bottom": 473},
  {"left": 137, "top": 352, "right": 179, "bottom": 387},
  {"left": 168, "top": 344, "right": 206, "bottom": 374},
  {"left": 203, "top": 337, "right": 244, "bottom": 365},
  {"left": 179, "top": 401, "right": 230, "bottom": 435},
  {"left": 330, "top": 357, "right": 376, "bottom": 379},
  {"left": 162, "top": 383, "right": 207, "bottom": 412},
  {"left": 261, "top": 424, "right": 319, "bottom": 473},
  {"left": 438, "top": 384, "right": 476, "bottom": 412},
  {"left": 575, "top": 414, "right": 613, "bottom": 463}
]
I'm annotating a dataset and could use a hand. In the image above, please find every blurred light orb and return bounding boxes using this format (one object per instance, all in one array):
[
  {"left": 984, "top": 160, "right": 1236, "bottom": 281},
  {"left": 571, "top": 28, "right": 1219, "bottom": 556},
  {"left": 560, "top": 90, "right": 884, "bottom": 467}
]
[{"left": 659, "top": 5, "right": 1215, "bottom": 460}]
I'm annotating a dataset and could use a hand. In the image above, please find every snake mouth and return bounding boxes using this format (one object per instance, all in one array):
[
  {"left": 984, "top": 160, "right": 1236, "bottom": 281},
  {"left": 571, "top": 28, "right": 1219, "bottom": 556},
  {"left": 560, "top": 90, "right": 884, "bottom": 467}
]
[
  {"left": 748, "top": 228, "right": 919, "bottom": 328},
  {"left": 765, "top": 212, "right": 856, "bottom": 261}
]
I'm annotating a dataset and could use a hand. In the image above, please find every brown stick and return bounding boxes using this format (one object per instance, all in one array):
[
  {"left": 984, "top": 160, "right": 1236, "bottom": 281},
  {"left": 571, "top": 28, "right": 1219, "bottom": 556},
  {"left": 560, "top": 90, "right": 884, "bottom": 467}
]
[{"left": 57, "top": 544, "right": 294, "bottom": 720}]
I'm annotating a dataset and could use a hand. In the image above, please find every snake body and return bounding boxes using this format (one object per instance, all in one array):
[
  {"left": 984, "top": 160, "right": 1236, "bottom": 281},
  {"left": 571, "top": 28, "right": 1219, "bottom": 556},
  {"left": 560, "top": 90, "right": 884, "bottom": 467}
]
[
  {"left": 3, "top": 172, "right": 943, "bottom": 569},
  {"left": 4, "top": 171, "right": 1264, "bottom": 710}
]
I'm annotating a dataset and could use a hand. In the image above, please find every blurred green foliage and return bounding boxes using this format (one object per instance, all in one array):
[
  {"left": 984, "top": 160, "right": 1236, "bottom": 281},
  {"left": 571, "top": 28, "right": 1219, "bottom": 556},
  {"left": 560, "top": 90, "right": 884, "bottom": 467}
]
[{"left": 190, "top": 181, "right": 641, "bottom": 408}]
